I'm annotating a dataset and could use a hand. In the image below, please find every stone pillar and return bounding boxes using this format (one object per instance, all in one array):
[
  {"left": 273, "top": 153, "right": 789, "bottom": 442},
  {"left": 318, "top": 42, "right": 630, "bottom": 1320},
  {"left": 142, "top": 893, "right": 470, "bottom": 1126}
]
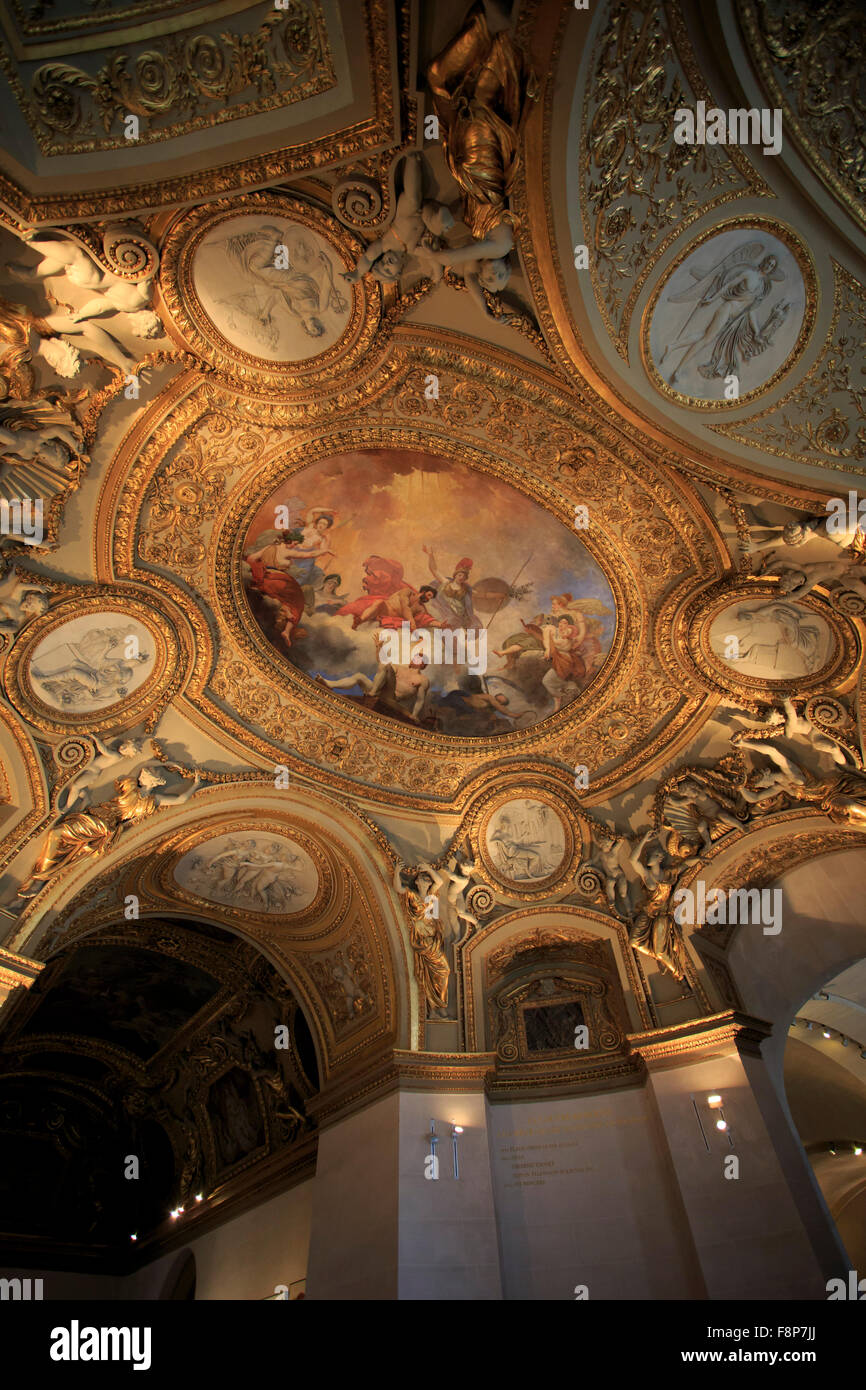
[
  {"left": 306, "top": 1058, "right": 502, "bottom": 1301},
  {"left": 306, "top": 1018, "right": 836, "bottom": 1300},
  {"left": 306, "top": 1091, "right": 401, "bottom": 1300},
  {"left": 637, "top": 1013, "right": 829, "bottom": 1299}
]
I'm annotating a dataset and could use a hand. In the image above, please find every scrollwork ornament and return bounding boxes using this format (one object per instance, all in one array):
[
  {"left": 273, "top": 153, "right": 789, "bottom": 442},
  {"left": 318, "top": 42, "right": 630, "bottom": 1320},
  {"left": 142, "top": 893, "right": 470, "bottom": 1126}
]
[
  {"left": 332, "top": 174, "right": 385, "bottom": 232},
  {"left": 804, "top": 695, "right": 853, "bottom": 737},
  {"left": 101, "top": 224, "right": 159, "bottom": 281},
  {"left": 464, "top": 883, "right": 495, "bottom": 918},
  {"left": 21, "top": 3, "right": 334, "bottom": 154},
  {"left": 828, "top": 587, "right": 866, "bottom": 618},
  {"left": 54, "top": 737, "right": 93, "bottom": 770},
  {"left": 737, "top": 0, "right": 866, "bottom": 234},
  {"left": 576, "top": 864, "right": 604, "bottom": 898}
]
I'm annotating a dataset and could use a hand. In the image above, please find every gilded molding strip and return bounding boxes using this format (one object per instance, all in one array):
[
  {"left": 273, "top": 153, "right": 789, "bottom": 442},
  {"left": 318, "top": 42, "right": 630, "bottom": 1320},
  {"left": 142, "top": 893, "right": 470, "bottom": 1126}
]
[
  {"left": 9, "top": 0, "right": 197, "bottom": 42},
  {"left": 639, "top": 214, "right": 817, "bottom": 414},
  {"left": 2, "top": 2, "right": 335, "bottom": 157},
  {"left": 0, "top": 0, "right": 395, "bottom": 222}
]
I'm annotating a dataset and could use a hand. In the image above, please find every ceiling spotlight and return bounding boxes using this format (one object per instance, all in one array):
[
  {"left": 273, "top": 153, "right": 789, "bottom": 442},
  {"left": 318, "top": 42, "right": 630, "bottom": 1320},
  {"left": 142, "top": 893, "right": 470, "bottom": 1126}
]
[
  {"left": 805, "top": 1021, "right": 813, "bottom": 1030},
  {"left": 823, "top": 1030, "right": 832, "bottom": 1039},
  {"left": 195, "top": 1193, "right": 203, "bottom": 1202},
  {"left": 842, "top": 1037, "right": 849, "bottom": 1047},
  {"left": 170, "top": 1209, "right": 179, "bottom": 1219},
  {"left": 130, "top": 1234, "right": 137, "bottom": 1242},
  {"left": 453, "top": 1125, "right": 464, "bottom": 1134},
  {"left": 855, "top": 1147, "right": 863, "bottom": 1156},
  {"left": 707, "top": 1094, "right": 723, "bottom": 1109},
  {"left": 829, "top": 1146, "right": 837, "bottom": 1155},
  {"left": 715, "top": 1119, "right": 728, "bottom": 1132}
]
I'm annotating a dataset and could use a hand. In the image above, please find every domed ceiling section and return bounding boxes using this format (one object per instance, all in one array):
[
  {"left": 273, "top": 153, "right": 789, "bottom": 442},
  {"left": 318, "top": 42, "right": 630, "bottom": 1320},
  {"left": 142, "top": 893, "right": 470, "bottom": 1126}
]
[
  {"left": 0, "top": 0, "right": 399, "bottom": 219},
  {"left": 525, "top": 0, "right": 866, "bottom": 489}
]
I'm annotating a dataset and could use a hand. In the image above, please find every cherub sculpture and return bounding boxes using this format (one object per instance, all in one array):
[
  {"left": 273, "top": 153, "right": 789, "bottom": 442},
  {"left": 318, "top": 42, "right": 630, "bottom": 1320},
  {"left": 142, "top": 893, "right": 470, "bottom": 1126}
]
[
  {"left": 3, "top": 229, "right": 162, "bottom": 376},
  {"left": 736, "top": 739, "right": 866, "bottom": 826},
  {"left": 55, "top": 732, "right": 162, "bottom": 814},
  {"left": 661, "top": 775, "right": 746, "bottom": 853},
  {"left": 761, "top": 552, "right": 866, "bottom": 604},
  {"left": 8, "top": 231, "right": 161, "bottom": 338},
  {"left": 0, "top": 570, "right": 49, "bottom": 628},
  {"left": 730, "top": 699, "right": 858, "bottom": 769},
  {"left": 341, "top": 153, "right": 455, "bottom": 284},
  {"left": 0, "top": 404, "right": 84, "bottom": 471},
  {"left": 588, "top": 822, "right": 635, "bottom": 913}
]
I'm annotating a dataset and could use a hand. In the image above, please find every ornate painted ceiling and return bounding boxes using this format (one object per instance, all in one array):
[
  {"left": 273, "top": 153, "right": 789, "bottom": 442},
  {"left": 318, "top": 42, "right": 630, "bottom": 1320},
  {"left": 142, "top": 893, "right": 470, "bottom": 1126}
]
[{"left": 0, "top": 0, "right": 865, "bottom": 1268}]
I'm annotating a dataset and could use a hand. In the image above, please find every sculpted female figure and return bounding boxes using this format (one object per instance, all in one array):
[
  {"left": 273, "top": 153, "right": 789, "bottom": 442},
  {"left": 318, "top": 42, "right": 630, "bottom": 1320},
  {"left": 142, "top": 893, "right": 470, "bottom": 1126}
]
[
  {"left": 394, "top": 861, "right": 451, "bottom": 1017},
  {"left": 423, "top": 1, "right": 538, "bottom": 303},
  {"left": 625, "top": 830, "right": 700, "bottom": 980},
  {"left": 19, "top": 765, "right": 201, "bottom": 899}
]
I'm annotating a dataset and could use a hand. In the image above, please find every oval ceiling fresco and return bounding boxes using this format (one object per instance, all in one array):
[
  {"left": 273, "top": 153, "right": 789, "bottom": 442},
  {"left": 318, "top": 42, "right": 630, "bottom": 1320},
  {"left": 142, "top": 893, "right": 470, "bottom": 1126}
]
[{"left": 241, "top": 449, "right": 616, "bottom": 738}]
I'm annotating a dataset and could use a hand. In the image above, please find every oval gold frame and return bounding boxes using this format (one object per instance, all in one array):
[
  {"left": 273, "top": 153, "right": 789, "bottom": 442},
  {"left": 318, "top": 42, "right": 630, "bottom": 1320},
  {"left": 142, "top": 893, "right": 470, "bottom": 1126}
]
[
  {"left": 640, "top": 215, "right": 817, "bottom": 413},
  {"left": 3, "top": 594, "right": 179, "bottom": 734},
  {"left": 159, "top": 819, "right": 336, "bottom": 935},
  {"left": 215, "top": 435, "right": 627, "bottom": 754},
  {"left": 157, "top": 194, "right": 380, "bottom": 391},
  {"left": 678, "top": 580, "right": 859, "bottom": 701}
]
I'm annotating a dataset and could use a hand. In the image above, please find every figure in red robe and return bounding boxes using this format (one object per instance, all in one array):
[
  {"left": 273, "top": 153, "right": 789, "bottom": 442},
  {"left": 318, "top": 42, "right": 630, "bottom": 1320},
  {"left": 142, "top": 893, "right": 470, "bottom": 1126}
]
[
  {"left": 338, "top": 555, "right": 407, "bottom": 628},
  {"left": 245, "top": 533, "right": 307, "bottom": 648}
]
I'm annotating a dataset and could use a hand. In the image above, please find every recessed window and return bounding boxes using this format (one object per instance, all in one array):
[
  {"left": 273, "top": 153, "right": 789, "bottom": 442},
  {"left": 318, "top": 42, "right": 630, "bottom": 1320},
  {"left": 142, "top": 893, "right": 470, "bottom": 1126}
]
[{"left": 523, "top": 999, "right": 586, "bottom": 1054}]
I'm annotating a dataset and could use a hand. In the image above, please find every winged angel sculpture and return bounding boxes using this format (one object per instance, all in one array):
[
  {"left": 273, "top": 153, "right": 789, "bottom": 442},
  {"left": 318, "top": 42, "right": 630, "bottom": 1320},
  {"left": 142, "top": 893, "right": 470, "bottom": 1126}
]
[{"left": 659, "top": 240, "right": 792, "bottom": 388}]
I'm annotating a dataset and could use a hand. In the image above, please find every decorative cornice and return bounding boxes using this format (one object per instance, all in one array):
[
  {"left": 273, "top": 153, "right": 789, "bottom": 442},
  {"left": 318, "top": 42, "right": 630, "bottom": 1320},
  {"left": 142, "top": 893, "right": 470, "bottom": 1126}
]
[
  {"left": 0, "top": 945, "right": 43, "bottom": 998},
  {"left": 628, "top": 1010, "right": 773, "bottom": 1067},
  {"left": 0, "top": 0, "right": 397, "bottom": 223}
]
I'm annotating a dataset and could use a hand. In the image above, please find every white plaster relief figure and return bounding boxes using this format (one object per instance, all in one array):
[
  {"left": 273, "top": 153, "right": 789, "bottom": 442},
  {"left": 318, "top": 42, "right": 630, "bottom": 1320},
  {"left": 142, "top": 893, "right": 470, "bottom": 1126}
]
[
  {"left": 761, "top": 552, "right": 866, "bottom": 605},
  {"left": 6, "top": 230, "right": 162, "bottom": 373},
  {"left": 730, "top": 699, "right": 858, "bottom": 769},
  {"left": 341, "top": 152, "right": 455, "bottom": 285},
  {"left": 659, "top": 241, "right": 789, "bottom": 387},
  {"left": 0, "top": 571, "right": 49, "bottom": 629}
]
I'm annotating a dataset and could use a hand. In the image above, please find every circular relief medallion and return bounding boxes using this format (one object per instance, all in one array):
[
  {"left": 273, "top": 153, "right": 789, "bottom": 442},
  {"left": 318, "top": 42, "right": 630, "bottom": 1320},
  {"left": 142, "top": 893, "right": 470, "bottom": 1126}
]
[
  {"left": 237, "top": 447, "right": 617, "bottom": 739},
  {"left": 159, "top": 196, "right": 373, "bottom": 387},
  {"left": 174, "top": 832, "right": 319, "bottom": 915},
  {"left": 28, "top": 614, "right": 156, "bottom": 712},
  {"left": 708, "top": 597, "right": 834, "bottom": 681},
  {"left": 4, "top": 597, "right": 177, "bottom": 732},
  {"left": 682, "top": 584, "right": 856, "bottom": 700},
  {"left": 192, "top": 214, "right": 351, "bottom": 363},
  {"left": 479, "top": 797, "right": 572, "bottom": 891},
  {"left": 643, "top": 219, "right": 814, "bottom": 409}
]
